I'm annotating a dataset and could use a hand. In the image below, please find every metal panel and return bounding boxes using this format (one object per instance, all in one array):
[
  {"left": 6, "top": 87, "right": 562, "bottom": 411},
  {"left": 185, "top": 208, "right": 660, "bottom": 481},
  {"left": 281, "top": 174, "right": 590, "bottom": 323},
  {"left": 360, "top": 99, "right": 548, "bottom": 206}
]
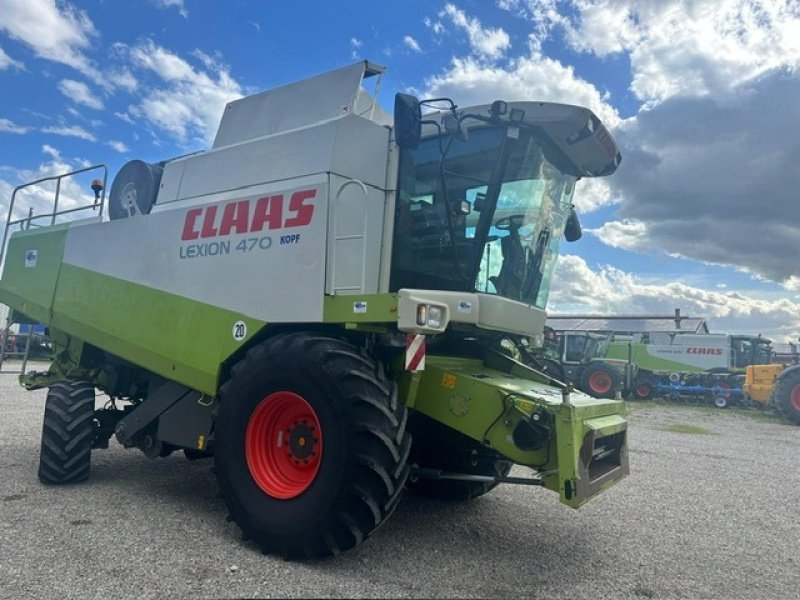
[
  {"left": 326, "top": 175, "right": 385, "bottom": 295},
  {"left": 63, "top": 175, "right": 329, "bottom": 323},
  {"left": 154, "top": 114, "right": 389, "bottom": 208},
  {"left": 213, "top": 61, "right": 387, "bottom": 149}
]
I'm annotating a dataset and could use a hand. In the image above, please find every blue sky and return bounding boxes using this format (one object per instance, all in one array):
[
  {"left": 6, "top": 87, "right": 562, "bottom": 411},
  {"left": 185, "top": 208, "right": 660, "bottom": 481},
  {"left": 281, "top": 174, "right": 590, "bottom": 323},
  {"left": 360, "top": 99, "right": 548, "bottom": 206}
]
[{"left": 1, "top": 0, "right": 799, "bottom": 341}]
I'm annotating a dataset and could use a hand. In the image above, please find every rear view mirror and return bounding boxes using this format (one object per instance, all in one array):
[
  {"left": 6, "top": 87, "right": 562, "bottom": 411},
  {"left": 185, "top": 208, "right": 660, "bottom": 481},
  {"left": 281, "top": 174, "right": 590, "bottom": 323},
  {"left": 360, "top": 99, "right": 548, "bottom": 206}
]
[
  {"left": 394, "top": 93, "right": 422, "bottom": 149},
  {"left": 564, "top": 207, "right": 582, "bottom": 242}
]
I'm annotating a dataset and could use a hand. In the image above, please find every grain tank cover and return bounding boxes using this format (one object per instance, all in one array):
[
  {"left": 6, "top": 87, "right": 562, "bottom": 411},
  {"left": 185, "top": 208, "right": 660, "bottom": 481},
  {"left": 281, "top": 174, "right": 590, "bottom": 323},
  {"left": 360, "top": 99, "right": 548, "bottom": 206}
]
[{"left": 212, "top": 61, "right": 390, "bottom": 149}]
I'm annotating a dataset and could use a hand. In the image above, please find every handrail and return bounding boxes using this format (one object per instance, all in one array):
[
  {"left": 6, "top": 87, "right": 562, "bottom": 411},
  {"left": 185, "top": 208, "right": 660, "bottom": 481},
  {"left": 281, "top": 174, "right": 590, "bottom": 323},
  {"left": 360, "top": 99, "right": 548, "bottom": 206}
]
[{"left": 0, "top": 164, "right": 108, "bottom": 265}]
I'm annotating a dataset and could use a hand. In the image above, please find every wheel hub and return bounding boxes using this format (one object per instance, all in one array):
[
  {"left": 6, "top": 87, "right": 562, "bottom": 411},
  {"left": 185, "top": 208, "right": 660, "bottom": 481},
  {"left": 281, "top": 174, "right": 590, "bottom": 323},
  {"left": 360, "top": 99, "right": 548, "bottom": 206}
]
[
  {"left": 245, "top": 391, "right": 323, "bottom": 500},
  {"left": 287, "top": 422, "right": 316, "bottom": 461}
]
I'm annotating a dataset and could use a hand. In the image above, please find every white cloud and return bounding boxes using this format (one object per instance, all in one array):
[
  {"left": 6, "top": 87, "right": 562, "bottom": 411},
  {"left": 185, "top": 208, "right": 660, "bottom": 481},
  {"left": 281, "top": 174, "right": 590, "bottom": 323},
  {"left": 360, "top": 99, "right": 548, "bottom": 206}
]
[
  {"left": 559, "top": 0, "right": 800, "bottom": 103},
  {"left": 608, "top": 71, "right": 800, "bottom": 285},
  {"left": 549, "top": 254, "right": 800, "bottom": 341},
  {"left": 58, "top": 79, "right": 104, "bottom": 110},
  {"left": 403, "top": 35, "right": 422, "bottom": 53},
  {"left": 123, "top": 40, "right": 242, "bottom": 145},
  {"left": 572, "top": 177, "right": 616, "bottom": 213},
  {"left": 114, "top": 111, "right": 134, "bottom": 124},
  {"left": 41, "top": 125, "right": 96, "bottom": 141},
  {"left": 107, "top": 140, "right": 129, "bottom": 153},
  {"left": 0, "top": 45, "right": 23, "bottom": 70},
  {"left": 423, "top": 16, "right": 445, "bottom": 36},
  {"left": 0, "top": 0, "right": 97, "bottom": 74},
  {"left": 587, "top": 219, "right": 648, "bottom": 252},
  {"left": 424, "top": 53, "right": 620, "bottom": 131},
  {"left": 107, "top": 69, "right": 138, "bottom": 93},
  {"left": 0, "top": 118, "right": 28, "bottom": 134},
  {"left": 350, "top": 37, "right": 363, "bottom": 59},
  {"left": 442, "top": 4, "right": 511, "bottom": 60},
  {"left": 153, "top": 0, "right": 188, "bottom": 18},
  {"left": 41, "top": 144, "right": 60, "bottom": 159}
]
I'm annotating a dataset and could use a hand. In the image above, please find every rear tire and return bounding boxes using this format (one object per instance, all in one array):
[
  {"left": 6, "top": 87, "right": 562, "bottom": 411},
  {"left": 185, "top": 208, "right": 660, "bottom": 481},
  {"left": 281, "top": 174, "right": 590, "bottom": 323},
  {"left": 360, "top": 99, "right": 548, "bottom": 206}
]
[
  {"left": 632, "top": 376, "right": 655, "bottom": 400},
  {"left": 38, "top": 381, "right": 95, "bottom": 485},
  {"left": 214, "top": 333, "right": 411, "bottom": 558},
  {"left": 772, "top": 368, "right": 800, "bottom": 425},
  {"left": 580, "top": 363, "right": 621, "bottom": 399}
]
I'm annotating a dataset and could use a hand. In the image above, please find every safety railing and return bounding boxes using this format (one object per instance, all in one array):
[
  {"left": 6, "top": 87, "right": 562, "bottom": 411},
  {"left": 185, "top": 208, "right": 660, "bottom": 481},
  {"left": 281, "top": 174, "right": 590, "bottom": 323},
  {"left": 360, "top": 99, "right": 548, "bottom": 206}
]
[{"left": 0, "top": 164, "right": 107, "bottom": 266}]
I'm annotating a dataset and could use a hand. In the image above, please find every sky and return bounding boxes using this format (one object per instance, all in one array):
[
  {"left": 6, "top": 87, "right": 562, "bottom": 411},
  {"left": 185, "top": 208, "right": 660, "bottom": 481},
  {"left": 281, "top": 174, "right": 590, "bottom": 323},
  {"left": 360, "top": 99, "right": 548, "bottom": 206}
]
[{"left": 0, "top": 0, "right": 799, "bottom": 342}]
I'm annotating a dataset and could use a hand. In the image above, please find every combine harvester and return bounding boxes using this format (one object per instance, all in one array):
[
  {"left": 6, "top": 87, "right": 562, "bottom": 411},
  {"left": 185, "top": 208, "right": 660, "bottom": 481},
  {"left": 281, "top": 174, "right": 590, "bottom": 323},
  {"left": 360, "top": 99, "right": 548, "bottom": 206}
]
[
  {"left": 0, "top": 61, "right": 628, "bottom": 557},
  {"left": 605, "top": 332, "right": 775, "bottom": 408}
]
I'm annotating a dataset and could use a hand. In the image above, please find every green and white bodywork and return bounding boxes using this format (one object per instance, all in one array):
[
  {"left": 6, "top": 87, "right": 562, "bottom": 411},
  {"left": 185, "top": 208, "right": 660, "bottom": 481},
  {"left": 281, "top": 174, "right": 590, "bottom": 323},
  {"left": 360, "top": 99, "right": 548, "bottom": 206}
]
[{"left": 0, "top": 61, "right": 627, "bottom": 549}]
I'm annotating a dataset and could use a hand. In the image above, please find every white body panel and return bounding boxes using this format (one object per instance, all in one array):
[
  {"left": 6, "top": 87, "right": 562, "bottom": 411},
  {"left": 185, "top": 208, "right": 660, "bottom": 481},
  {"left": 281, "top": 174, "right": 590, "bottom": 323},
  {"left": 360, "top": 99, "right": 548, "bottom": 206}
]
[
  {"left": 397, "top": 289, "right": 547, "bottom": 338},
  {"left": 155, "top": 115, "right": 390, "bottom": 207},
  {"left": 64, "top": 176, "right": 329, "bottom": 322},
  {"left": 644, "top": 333, "right": 731, "bottom": 370},
  {"left": 213, "top": 61, "right": 390, "bottom": 149}
]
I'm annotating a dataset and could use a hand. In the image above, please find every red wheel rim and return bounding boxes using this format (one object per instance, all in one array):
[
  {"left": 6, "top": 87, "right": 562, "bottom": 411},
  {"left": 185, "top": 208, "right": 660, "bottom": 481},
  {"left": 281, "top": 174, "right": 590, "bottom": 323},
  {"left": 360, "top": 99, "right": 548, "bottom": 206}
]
[
  {"left": 635, "top": 382, "right": 651, "bottom": 398},
  {"left": 790, "top": 384, "right": 800, "bottom": 412},
  {"left": 245, "top": 391, "right": 323, "bottom": 499},
  {"left": 589, "top": 372, "right": 612, "bottom": 394}
]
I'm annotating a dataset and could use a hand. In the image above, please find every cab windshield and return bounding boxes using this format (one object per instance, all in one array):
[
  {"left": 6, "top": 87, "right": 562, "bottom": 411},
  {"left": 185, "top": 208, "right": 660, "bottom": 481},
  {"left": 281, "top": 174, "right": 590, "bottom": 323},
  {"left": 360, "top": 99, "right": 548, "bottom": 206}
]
[{"left": 390, "top": 126, "right": 576, "bottom": 308}]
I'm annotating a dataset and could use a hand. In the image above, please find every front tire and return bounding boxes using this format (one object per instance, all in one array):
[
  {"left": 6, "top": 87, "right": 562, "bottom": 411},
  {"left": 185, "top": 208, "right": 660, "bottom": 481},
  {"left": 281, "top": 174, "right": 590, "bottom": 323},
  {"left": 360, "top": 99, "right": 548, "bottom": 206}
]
[
  {"left": 214, "top": 333, "right": 411, "bottom": 558},
  {"left": 580, "top": 363, "right": 621, "bottom": 399},
  {"left": 38, "top": 381, "right": 95, "bottom": 484},
  {"left": 772, "top": 368, "right": 800, "bottom": 425}
]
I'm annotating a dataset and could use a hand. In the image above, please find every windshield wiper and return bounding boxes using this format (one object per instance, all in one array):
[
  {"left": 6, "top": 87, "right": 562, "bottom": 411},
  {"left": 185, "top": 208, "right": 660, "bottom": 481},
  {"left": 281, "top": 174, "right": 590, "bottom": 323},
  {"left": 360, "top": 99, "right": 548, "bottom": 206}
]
[{"left": 521, "top": 227, "right": 551, "bottom": 301}]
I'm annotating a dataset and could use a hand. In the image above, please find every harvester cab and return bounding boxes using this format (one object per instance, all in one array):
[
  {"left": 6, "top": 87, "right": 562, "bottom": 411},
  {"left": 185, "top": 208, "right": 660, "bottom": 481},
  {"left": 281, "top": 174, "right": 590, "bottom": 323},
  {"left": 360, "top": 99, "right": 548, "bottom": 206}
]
[
  {"left": 730, "top": 335, "right": 773, "bottom": 369},
  {"left": 0, "top": 61, "right": 629, "bottom": 558}
]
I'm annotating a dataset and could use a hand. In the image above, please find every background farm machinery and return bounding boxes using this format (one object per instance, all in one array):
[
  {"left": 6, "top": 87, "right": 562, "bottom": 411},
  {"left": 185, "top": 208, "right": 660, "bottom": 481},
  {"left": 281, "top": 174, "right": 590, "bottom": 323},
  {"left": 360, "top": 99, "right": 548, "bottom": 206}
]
[{"left": 536, "top": 327, "right": 799, "bottom": 421}]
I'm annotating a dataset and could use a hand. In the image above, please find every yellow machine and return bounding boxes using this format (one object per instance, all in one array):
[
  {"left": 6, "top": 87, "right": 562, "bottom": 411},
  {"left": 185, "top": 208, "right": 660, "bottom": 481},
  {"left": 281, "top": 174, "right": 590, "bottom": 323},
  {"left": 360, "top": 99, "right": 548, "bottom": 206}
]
[{"left": 743, "top": 364, "right": 784, "bottom": 405}]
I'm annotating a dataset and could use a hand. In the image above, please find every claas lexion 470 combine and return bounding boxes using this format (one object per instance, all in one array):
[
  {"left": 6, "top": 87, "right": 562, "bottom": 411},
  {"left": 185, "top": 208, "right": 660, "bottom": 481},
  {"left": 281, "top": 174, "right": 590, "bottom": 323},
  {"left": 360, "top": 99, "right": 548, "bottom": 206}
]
[{"left": 0, "top": 61, "right": 627, "bottom": 558}]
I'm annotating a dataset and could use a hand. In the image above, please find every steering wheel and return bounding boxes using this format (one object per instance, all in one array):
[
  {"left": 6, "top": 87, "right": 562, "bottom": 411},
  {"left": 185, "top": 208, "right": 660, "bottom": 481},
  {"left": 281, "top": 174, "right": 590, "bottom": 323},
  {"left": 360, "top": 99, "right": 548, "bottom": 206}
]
[{"left": 495, "top": 214, "right": 525, "bottom": 231}]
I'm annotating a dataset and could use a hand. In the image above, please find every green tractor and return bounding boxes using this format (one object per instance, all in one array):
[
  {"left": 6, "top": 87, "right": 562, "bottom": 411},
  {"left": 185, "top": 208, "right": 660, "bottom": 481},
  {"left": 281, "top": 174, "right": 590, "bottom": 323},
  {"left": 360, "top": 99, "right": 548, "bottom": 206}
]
[
  {"left": 530, "top": 330, "right": 629, "bottom": 399},
  {"left": 0, "top": 61, "right": 628, "bottom": 558}
]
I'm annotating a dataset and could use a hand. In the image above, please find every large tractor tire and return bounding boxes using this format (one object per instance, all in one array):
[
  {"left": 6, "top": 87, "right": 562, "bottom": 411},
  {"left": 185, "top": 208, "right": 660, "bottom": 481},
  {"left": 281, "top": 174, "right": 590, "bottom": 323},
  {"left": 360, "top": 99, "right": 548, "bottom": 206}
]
[
  {"left": 214, "top": 333, "right": 411, "bottom": 558},
  {"left": 38, "top": 381, "right": 95, "bottom": 484},
  {"left": 580, "top": 363, "right": 621, "bottom": 399},
  {"left": 631, "top": 375, "right": 655, "bottom": 400},
  {"left": 772, "top": 367, "right": 800, "bottom": 425},
  {"left": 406, "top": 414, "right": 512, "bottom": 501}
]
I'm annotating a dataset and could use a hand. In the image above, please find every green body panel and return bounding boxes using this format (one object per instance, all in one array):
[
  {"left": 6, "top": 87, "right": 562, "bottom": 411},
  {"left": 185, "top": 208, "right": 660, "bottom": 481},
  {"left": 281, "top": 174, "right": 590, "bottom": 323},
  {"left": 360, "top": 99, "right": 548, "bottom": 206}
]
[
  {"left": 51, "top": 265, "right": 264, "bottom": 395},
  {"left": 0, "top": 225, "right": 69, "bottom": 324},
  {"left": 323, "top": 293, "right": 398, "bottom": 323},
  {"left": 605, "top": 341, "right": 707, "bottom": 373},
  {"left": 399, "top": 355, "right": 628, "bottom": 508},
  {"left": 0, "top": 225, "right": 265, "bottom": 394}
]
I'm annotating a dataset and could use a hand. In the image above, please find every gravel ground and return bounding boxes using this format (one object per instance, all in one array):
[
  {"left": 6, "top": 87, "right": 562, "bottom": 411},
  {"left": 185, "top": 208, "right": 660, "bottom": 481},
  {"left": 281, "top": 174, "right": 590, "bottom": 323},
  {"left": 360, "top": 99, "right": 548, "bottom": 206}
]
[{"left": 1, "top": 367, "right": 799, "bottom": 599}]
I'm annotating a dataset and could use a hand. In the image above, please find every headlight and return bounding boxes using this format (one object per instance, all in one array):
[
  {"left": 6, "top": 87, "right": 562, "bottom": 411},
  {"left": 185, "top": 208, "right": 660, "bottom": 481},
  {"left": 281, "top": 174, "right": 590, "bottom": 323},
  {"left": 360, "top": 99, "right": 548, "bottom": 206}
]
[
  {"left": 428, "top": 306, "right": 443, "bottom": 328},
  {"left": 416, "top": 303, "right": 445, "bottom": 329}
]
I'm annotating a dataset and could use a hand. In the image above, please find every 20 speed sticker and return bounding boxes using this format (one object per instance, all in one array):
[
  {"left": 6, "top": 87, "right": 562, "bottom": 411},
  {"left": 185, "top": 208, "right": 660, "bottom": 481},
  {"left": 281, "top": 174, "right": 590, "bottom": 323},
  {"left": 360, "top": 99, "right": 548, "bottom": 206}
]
[{"left": 232, "top": 320, "right": 247, "bottom": 341}]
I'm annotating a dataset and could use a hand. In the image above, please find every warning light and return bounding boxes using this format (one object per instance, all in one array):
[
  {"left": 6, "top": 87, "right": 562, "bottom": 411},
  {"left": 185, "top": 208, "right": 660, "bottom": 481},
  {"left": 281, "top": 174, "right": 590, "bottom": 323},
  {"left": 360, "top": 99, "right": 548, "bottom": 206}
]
[{"left": 91, "top": 179, "right": 104, "bottom": 203}]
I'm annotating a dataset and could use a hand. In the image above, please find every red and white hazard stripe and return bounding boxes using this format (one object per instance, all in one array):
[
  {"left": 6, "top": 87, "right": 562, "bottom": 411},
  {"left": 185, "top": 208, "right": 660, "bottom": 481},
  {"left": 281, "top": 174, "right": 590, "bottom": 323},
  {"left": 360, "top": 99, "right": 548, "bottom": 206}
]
[{"left": 405, "top": 333, "right": 426, "bottom": 371}]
